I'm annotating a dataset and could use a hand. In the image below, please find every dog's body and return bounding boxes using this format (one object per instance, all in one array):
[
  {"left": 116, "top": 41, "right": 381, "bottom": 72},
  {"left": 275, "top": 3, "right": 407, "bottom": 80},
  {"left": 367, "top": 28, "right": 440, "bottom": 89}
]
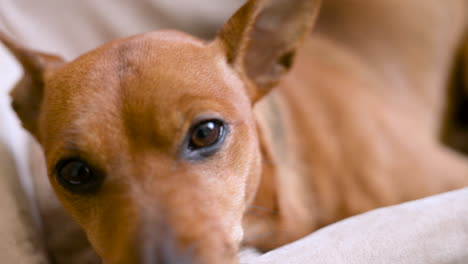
[
  {"left": 246, "top": 0, "right": 468, "bottom": 249},
  {"left": 1, "top": 0, "right": 468, "bottom": 263}
]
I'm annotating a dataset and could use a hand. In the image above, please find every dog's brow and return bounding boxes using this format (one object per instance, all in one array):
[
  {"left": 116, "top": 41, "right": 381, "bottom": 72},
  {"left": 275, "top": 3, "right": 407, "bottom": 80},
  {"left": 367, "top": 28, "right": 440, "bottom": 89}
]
[
  {"left": 57, "top": 129, "right": 88, "bottom": 153},
  {"left": 63, "top": 141, "right": 80, "bottom": 151}
]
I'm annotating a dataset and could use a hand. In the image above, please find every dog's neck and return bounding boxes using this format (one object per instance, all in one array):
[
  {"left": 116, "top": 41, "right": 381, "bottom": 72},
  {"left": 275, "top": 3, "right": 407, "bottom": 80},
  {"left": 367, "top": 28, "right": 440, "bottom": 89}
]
[{"left": 243, "top": 89, "right": 317, "bottom": 250}]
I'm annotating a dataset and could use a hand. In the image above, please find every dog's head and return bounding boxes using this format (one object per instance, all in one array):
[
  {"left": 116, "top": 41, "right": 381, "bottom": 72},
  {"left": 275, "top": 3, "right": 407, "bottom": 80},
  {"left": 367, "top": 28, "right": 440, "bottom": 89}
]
[{"left": 2, "top": 0, "right": 320, "bottom": 263}]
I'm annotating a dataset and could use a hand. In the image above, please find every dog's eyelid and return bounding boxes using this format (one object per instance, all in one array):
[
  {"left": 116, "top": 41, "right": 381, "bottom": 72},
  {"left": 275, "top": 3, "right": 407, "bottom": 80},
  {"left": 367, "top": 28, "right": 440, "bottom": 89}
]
[
  {"left": 57, "top": 139, "right": 80, "bottom": 152},
  {"left": 188, "top": 112, "right": 225, "bottom": 125}
]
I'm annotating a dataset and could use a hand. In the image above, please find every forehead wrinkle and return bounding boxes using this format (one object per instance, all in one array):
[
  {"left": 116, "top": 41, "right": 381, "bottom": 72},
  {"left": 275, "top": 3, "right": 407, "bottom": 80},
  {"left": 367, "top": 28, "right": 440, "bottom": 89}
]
[{"left": 114, "top": 41, "right": 152, "bottom": 84}]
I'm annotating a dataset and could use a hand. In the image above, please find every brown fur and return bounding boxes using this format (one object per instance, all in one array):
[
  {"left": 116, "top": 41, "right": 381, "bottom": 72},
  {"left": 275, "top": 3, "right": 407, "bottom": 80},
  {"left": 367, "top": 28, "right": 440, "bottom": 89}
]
[{"left": 1, "top": 0, "right": 468, "bottom": 263}]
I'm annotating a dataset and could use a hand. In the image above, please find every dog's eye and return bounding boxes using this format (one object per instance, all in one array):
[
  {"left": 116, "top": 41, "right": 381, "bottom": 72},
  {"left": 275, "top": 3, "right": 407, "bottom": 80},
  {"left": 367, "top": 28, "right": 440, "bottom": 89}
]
[
  {"left": 55, "top": 159, "right": 102, "bottom": 193},
  {"left": 189, "top": 120, "right": 224, "bottom": 149}
]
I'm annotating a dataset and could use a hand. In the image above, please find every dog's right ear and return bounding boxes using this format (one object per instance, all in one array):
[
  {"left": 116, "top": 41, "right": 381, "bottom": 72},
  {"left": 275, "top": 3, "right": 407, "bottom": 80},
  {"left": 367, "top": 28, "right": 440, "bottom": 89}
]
[{"left": 0, "top": 33, "right": 64, "bottom": 138}]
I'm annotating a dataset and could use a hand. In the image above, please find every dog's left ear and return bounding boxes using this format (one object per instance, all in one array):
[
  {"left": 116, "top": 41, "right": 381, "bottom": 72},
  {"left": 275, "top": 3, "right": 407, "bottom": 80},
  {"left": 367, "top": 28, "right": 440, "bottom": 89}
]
[
  {"left": 217, "top": 0, "right": 321, "bottom": 101},
  {"left": 0, "top": 33, "right": 64, "bottom": 138}
]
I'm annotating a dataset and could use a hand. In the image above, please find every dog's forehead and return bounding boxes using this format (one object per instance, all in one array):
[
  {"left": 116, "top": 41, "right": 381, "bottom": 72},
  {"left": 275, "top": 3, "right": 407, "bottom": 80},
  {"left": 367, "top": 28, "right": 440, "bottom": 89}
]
[
  {"left": 42, "top": 31, "right": 250, "bottom": 154},
  {"left": 56, "top": 31, "right": 226, "bottom": 93},
  {"left": 47, "top": 31, "right": 240, "bottom": 110}
]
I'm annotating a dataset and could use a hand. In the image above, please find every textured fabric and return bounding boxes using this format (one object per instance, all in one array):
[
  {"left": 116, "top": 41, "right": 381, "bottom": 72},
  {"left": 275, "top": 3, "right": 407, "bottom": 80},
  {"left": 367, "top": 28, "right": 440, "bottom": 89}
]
[
  {"left": 0, "top": 141, "right": 47, "bottom": 264},
  {"left": 239, "top": 187, "right": 468, "bottom": 264}
]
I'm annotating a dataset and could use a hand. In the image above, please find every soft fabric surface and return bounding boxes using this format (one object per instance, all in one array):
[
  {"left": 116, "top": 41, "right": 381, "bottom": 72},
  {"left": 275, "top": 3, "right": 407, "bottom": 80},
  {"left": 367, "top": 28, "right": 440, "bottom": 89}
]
[
  {"left": 239, "top": 187, "right": 468, "bottom": 264},
  {"left": 0, "top": 141, "right": 47, "bottom": 264}
]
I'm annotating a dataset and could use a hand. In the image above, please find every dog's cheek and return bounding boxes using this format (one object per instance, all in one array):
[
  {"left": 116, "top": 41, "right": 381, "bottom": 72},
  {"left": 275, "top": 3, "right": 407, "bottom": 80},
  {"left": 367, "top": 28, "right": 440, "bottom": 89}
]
[
  {"left": 230, "top": 124, "right": 263, "bottom": 243},
  {"left": 242, "top": 147, "right": 262, "bottom": 209},
  {"left": 238, "top": 118, "right": 263, "bottom": 206}
]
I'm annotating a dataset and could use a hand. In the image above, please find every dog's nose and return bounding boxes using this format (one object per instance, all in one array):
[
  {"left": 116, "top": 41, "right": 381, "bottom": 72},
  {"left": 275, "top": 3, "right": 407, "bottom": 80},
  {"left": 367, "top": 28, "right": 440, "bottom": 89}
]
[
  {"left": 140, "top": 238, "right": 193, "bottom": 264},
  {"left": 138, "top": 217, "right": 194, "bottom": 264}
]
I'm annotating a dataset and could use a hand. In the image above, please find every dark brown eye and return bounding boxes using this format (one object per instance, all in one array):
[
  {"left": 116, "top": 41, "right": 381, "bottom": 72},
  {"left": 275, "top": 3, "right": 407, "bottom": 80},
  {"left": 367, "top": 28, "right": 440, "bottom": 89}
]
[
  {"left": 189, "top": 120, "right": 224, "bottom": 149},
  {"left": 55, "top": 159, "right": 102, "bottom": 193}
]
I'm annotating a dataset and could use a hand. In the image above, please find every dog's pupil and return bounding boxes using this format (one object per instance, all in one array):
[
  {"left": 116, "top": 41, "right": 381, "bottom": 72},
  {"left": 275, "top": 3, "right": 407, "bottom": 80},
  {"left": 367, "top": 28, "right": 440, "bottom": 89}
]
[
  {"left": 192, "top": 121, "right": 219, "bottom": 147},
  {"left": 62, "top": 161, "right": 91, "bottom": 185},
  {"left": 197, "top": 122, "right": 215, "bottom": 139}
]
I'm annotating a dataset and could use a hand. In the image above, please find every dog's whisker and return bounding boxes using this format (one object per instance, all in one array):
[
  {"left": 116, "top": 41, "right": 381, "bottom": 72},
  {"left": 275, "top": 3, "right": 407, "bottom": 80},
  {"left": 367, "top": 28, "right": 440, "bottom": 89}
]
[
  {"left": 247, "top": 205, "right": 278, "bottom": 214},
  {"left": 242, "top": 232, "right": 274, "bottom": 243}
]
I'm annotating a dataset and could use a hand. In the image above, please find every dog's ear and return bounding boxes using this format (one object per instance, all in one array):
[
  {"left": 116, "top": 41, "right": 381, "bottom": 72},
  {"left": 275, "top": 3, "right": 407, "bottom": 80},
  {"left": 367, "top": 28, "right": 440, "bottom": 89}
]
[
  {"left": 0, "top": 33, "right": 64, "bottom": 138},
  {"left": 217, "top": 0, "right": 321, "bottom": 101}
]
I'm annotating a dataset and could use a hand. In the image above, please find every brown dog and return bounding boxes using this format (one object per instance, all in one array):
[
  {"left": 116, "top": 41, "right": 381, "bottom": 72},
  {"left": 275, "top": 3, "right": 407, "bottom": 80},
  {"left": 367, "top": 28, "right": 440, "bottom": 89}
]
[{"left": 2, "top": 0, "right": 468, "bottom": 263}]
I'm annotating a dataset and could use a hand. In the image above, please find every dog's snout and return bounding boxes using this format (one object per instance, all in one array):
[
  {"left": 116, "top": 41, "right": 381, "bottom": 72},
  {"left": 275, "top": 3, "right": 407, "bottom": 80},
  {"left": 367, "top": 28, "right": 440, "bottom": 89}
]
[
  {"left": 138, "top": 216, "right": 194, "bottom": 264},
  {"left": 140, "top": 242, "right": 193, "bottom": 264},
  {"left": 140, "top": 237, "right": 193, "bottom": 264}
]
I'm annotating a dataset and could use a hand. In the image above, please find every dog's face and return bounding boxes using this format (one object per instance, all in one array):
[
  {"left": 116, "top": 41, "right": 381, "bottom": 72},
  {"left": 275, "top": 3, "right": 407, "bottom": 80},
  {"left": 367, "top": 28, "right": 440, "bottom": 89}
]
[
  {"left": 39, "top": 31, "right": 262, "bottom": 263},
  {"left": 2, "top": 0, "right": 320, "bottom": 263}
]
